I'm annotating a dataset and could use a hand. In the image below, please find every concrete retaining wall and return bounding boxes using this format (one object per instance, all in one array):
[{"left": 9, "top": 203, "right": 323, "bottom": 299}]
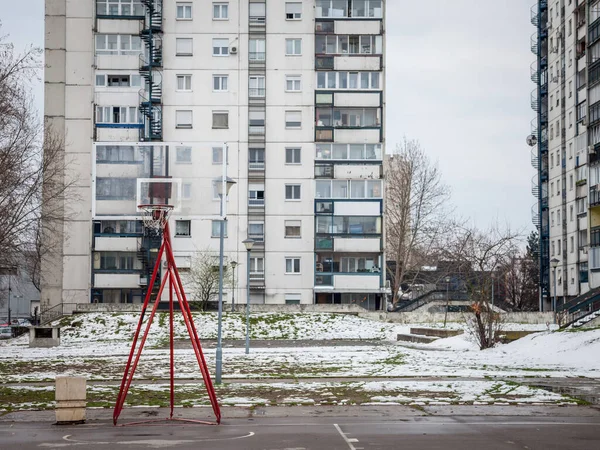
[{"left": 72, "top": 303, "right": 554, "bottom": 324}]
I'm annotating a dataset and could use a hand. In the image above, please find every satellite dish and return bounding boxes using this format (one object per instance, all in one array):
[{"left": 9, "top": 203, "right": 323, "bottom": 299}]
[{"left": 526, "top": 134, "right": 538, "bottom": 147}]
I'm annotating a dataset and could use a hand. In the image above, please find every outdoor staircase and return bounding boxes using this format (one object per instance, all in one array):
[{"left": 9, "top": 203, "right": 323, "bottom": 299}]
[
  {"left": 558, "top": 286, "right": 600, "bottom": 329},
  {"left": 138, "top": 0, "right": 163, "bottom": 141},
  {"left": 396, "top": 327, "right": 463, "bottom": 344}
]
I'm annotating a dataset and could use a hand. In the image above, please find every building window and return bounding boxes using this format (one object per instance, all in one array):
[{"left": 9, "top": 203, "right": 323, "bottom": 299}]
[
  {"left": 96, "top": 0, "right": 144, "bottom": 16},
  {"left": 250, "top": 257, "right": 264, "bottom": 274},
  {"left": 316, "top": 71, "right": 381, "bottom": 90},
  {"left": 285, "top": 147, "right": 301, "bottom": 164},
  {"left": 315, "top": 35, "right": 383, "bottom": 55},
  {"left": 175, "top": 220, "right": 191, "bottom": 237},
  {"left": 212, "top": 146, "right": 228, "bottom": 164},
  {"left": 248, "top": 222, "right": 265, "bottom": 241},
  {"left": 176, "top": 75, "right": 192, "bottom": 91},
  {"left": 286, "top": 75, "right": 302, "bottom": 92},
  {"left": 249, "top": 39, "right": 266, "bottom": 60},
  {"left": 176, "top": 110, "right": 193, "bottom": 129},
  {"left": 285, "top": 38, "right": 302, "bottom": 55},
  {"left": 96, "top": 34, "right": 142, "bottom": 55},
  {"left": 176, "top": 2, "right": 192, "bottom": 19},
  {"left": 249, "top": 2, "right": 266, "bottom": 22},
  {"left": 316, "top": 143, "right": 382, "bottom": 160},
  {"left": 571, "top": 236, "right": 575, "bottom": 253},
  {"left": 249, "top": 76, "right": 266, "bottom": 97},
  {"left": 285, "top": 184, "right": 301, "bottom": 200},
  {"left": 249, "top": 110, "right": 265, "bottom": 134},
  {"left": 285, "top": 220, "right": 301, "bottom": 238},
  {"left": 95, "top": 106, "right": 139, "bottom": 125},
  {"left": 182, "top": 183, "right": 192, "bottom": 199},
  {"left": 213, "top": 2, "right": 229, "bottom": 19},
  {"left": 285, "top": 110, "right": 302, "bottom": 128},
  {"left": 212, "top": 111, "right": 229, "bottom": 129},
  {"left": 249, "top": 148, "right": 265, "bottom": 168},
  {"left": 213, "top": 74, "right": 228, "bottom": 91},
  {"left": 213, "top": 38, "right": 229, "bottom": 56},
  {"left": 175, "top": 146, "right": 192, "bottom": 163},
  {"left": 96, "top": 178, "right": 136, "bottom": 200},
  {"left": 249, "top": 187, "right": 265, "bottom": 205},
  {"left": 285, "top": 293, "right": 301, "bottom": 304},
  {"left": 96, "top": 74, "right": 142, "bottom": 88},
  {"left": 176, "top": 38, "right": 193, "bottom": 56},
  {"left": 211, "top": 220, "right": 228, "bottom": 237},
  {"left": 316, "top": 107, "right": 381, "bottom": 128},
  {"left": 285, "top": 257, "right": 301, "bottom": 274},
  {"left": 286, "top": 2, "right": 302, "bottom": 19},
  {"left": 315, "top": 180, "right": 382, "bottom": 199}
]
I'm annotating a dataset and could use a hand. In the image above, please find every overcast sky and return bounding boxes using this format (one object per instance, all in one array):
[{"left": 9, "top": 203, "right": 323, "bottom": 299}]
[{"left": 0, "top": 0, "right": 535, "bottom": 233}]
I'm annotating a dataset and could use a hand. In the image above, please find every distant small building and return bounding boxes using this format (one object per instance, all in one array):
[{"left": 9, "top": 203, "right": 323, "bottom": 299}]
[{"left": 0, "top": 266, "right": 40, "bottom": 322}]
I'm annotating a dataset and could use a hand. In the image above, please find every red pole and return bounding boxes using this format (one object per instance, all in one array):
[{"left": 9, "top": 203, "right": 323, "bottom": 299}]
[
  {"left": 113, "top": 266, "right": 169, "bottom": 424},
  {"left": 169, "top": 260, "right": 175, "bottom": 419},
  {"left": 113, "top": 238, "right": 165, "bottom": 425},
  {"left": 170, "top": 266, "right": 221, "bottom": 423}
]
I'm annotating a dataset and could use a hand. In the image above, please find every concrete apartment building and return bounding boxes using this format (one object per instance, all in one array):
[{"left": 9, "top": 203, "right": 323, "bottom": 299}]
[
  {"left": 530, "top": 0, "right": 600, "bottom": 311},
  {"left": 42, "top": 0, "right": 387, "bottom": 311}
]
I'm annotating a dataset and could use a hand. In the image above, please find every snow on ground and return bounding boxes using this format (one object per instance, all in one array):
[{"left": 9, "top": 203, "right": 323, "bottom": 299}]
[{"left": 0, "top": 313, "right": 597, "bottom": 384}]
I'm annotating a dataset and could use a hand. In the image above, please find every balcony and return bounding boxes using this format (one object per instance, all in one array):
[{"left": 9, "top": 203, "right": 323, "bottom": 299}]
[
  {"left": 315, "top": 164, "right": 334, "bottom": 178},
  {"left": 591, "top": 186, "right": 600, "bottom": 206},
  {"left": 314, "top": 273, "right": 381, "bottom": 291},
  {"left": 249, "top": 198, "right": 265, "bottom": 207},
  {"left": 249, "top": 125, "right": 265, "bottom": 135}
]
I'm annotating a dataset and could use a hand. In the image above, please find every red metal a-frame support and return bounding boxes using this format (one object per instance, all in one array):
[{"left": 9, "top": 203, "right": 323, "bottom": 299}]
[{"left": 113, "top": 222, "right": 221, "bottom": 426}]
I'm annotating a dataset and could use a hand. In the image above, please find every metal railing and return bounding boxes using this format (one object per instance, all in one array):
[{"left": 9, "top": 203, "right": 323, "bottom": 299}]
[
  {"left": 249, "top": 52, "right": 266, "bottom": 61},
  {"left": 249, "top": 88, "right": 266, "bottom": 97}
]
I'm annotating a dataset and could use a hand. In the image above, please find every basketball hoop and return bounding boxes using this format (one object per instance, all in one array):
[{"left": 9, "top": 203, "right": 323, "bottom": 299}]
[{"left": 138, "top": 204, "right": 173, "bottom": 232}]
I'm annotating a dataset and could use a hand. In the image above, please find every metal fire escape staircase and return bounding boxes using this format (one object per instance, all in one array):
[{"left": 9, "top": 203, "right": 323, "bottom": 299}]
[{"left": 139, "top": 0, "right": 163, "bottom": 141}]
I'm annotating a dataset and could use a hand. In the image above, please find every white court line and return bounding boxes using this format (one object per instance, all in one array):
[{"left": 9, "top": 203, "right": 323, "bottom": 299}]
[{"left": 334, "top": 423, "right": 360, "bottom": 450}]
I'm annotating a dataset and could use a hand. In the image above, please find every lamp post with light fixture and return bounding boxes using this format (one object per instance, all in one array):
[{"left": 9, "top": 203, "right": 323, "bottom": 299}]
[
  {"left": 551, "top": 258, "right": 559, "bottom": 324},
  {"left": 214, "top": 171, "right": 236, "bottom": 385},
  {"left": 243, "top": 238, "right": 255, "bottom": 355}
]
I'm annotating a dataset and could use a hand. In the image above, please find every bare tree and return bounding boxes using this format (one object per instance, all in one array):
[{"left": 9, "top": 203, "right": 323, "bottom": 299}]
[
  {"left": 385, "top": 138, "right": 452, "bottom": 304},
  {"left": 445, "top": 224, "right": 521, "bottom": 349},
  {"left": 187, "top": 250, "right": 232, "bottom": 311},
  {"left": 0, "top": 24, "right": 74, "bottom": 288},
  {"left": 498, "top": 231, "right": 539, "bottom": 311}
]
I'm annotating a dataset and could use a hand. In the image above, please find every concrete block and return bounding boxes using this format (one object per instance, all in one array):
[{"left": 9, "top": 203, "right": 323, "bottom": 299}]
[
  {"left": 29, "top": 327, "right": 61, "bottom": 348},
  {"left": 55, "top": 376, "right": 86, "bottom": 424}
]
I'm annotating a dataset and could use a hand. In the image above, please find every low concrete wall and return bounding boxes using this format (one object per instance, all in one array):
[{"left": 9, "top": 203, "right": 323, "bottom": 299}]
[
  {"left": 71, "top": 303, "right": 554, "bottom": 324},
  {"left": 76, "top": 304, "right": 144, "bottom": 313},
  {"left": 359, "top": 311, "right": 554, "bottom": 325}
]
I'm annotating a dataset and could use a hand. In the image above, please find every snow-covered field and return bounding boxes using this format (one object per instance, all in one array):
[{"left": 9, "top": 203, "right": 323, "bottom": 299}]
[{"left": 0, "top": 313, "right": 598, "bottom": 411}]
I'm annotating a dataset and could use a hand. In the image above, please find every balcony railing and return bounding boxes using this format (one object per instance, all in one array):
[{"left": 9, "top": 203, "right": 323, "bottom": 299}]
[
  {"left": 249, "top": 88, "right": 266, "bottom": 97},
  {"left": 249, "top": 125, "right": 265, "bottom": 135},
  {"left": 249, "top": 198, "right": 265, "bottom": 206},
  {"left": 249, "top": 52, "right": 266, "bottom": 61},
  {"left": 249, "top": 161, "right": 265, "bottom": 170},
  {"left": 249, "top": 271, "right": 265, "bottom": 279},
  {"left": 248, "top": 234, "right": 265, "bottom": 242}
]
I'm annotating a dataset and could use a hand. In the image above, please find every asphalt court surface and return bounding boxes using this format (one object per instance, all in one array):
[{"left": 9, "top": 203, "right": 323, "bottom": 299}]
[{"left": 1, "top": 415, "right": 600, "bottom": 449}]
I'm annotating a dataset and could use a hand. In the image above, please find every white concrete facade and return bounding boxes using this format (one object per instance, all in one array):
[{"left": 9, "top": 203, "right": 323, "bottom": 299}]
[{"left": 43, "top": 0, "right": 386, "bottom": 310}]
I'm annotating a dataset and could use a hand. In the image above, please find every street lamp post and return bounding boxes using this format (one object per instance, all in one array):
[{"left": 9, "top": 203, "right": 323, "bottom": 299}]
[
  {"left": 551, "top": 258, "right": 559, "bottom": 324},
  {"left": 214, "top": 168, "right": 236, "bottom": 385},
  {"left": 243, "top": 238, "right": 255, "bottom": 355},
  {"left": 443, "top": 276, "right": 451, "bottom": 327},
  {"left": 230, "top": 261, "right": 237, "bottom": 313}
]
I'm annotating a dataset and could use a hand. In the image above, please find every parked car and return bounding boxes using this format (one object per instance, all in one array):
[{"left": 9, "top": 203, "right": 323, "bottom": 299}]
[
  {"left": 11, "top": 319, "right": 32, "bottom": 327},
  {"left": 0, "top": 327, "right": 12, "bottom": 339}
]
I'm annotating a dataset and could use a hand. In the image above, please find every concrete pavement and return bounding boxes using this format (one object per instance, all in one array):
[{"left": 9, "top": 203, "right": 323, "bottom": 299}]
[{"left": 1, "top": 406, "right": 600, "bottom": 449}]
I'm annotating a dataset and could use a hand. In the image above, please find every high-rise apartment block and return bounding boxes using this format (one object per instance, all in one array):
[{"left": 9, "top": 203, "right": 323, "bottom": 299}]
[
  {"left": 43, "top": 1, "right": 387, "bottom": 311},
  {"left": 530, "top": 0, "right": 600, "bottom": 311}
]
